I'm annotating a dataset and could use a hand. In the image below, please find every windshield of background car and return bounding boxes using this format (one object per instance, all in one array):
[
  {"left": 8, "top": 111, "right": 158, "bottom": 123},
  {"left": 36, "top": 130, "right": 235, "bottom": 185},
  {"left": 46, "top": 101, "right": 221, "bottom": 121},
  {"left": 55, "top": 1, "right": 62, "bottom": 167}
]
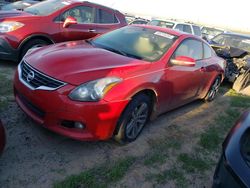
[
  {"left": 193, "top": 25, "right": 202, "bottom": 36},
  {"left": 202, "top": 27, "right": 223, "bottom": 36},
  {"left": 24, "top": 0, "right": 70, "bottom": 15},
  {"left": 149, "top": 20, "right": 174, "bottom": 29},
  {"left": 92, "top": 26, "right": 177, "bottom": 62},
  {"left": 212, "top": 34, "right": 250, "bottom": 52}
]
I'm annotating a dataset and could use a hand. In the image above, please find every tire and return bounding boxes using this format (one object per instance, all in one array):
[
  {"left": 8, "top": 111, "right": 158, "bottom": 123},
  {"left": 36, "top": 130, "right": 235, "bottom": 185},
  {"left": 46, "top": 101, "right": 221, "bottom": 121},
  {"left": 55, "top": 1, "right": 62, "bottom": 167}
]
[
  {"left": 20, "top": 39, "right": 49, "bottom": 61},
  {"left": 232, "top": 71, "right": 250, "bottom": 92},
  {"left": 204, "top": 76, "right": 221, "bottom": 102},
  {"left": 114, "top": 94, "right": 151, "bottom": 143}
]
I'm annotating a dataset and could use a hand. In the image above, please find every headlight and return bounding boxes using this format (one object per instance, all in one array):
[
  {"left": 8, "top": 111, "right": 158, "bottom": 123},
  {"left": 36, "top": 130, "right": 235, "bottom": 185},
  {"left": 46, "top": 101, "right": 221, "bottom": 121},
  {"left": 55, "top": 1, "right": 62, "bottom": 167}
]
[
  {"left": 0, "top": 21, "right": 24, "bottom": 33},
  {"left": 69, "top": 77, "right": 122, "bottom": 102}
]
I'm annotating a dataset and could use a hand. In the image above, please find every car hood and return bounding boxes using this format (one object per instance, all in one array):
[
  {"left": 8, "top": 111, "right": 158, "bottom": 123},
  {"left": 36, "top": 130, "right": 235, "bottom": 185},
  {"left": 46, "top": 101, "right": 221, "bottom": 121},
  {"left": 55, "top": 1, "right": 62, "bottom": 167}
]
[
  {"left": 210, "top": 42, "right": 249, "bottom": 58},
  {"left": 0, "top": 10, "right": 31, "bottom": 20},
  {"left": 24, "top": 41, "right": 151, "bottom": 85}
]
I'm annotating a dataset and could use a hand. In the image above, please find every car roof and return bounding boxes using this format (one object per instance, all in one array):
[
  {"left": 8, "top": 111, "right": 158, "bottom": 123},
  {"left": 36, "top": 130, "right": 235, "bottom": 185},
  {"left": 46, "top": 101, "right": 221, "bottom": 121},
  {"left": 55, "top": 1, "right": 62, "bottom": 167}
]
[
  {"left": 220, "top": 32, "right": 250, "bottom": 39},
  {"left": 150, "top": 19, "right": 199, "bottom": 27},
  {"left": 133, "top": 24, "right": 197, "bottom": 38}
]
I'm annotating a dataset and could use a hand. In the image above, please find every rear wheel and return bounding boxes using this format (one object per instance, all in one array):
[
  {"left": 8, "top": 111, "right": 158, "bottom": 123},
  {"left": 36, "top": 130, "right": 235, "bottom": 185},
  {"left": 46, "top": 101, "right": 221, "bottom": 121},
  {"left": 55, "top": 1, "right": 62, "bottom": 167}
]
[
  {"left": 20, "top": 39, "right": 50, "bottom": 61},
  {"left": 204, "top": 76, "right": 221, "bottom": 102},
  {"left": 232, "top": 71, "right": 250, "bottom": 92},
  {"left": 114, "top": 94, "right": 151, "bottom": 143}
]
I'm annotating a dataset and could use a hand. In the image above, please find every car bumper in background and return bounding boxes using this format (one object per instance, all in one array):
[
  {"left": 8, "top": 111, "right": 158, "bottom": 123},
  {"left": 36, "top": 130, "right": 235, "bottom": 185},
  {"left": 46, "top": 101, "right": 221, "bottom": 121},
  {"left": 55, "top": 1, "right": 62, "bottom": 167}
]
[{"left": 0, "top": 37, "right": 18, "bottom": 62}]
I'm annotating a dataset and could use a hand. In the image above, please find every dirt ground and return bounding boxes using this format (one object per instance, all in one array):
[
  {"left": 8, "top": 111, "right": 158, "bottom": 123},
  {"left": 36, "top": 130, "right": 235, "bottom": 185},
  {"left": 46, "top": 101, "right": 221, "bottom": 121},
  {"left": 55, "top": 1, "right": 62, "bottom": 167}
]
[{"left": 0, "top": 61, "right": 249, "bottom": 188}]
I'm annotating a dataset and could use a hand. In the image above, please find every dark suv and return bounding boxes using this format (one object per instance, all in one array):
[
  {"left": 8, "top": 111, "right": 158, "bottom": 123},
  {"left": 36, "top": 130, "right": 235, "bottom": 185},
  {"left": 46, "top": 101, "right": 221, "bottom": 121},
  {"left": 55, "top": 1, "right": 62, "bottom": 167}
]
[{"left": 0, "top": 0, "right": 127, "bottom": 62}]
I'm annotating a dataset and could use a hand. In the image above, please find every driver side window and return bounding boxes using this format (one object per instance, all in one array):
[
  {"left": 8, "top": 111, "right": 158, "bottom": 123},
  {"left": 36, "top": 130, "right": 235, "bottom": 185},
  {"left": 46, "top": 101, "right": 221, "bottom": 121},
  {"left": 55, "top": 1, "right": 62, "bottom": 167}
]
[
  {"left": 61, "top": 6, "right": 95, "bottom": 24},
  {"left": 173, "top": 39, "right": 203, "bottom": 60}
]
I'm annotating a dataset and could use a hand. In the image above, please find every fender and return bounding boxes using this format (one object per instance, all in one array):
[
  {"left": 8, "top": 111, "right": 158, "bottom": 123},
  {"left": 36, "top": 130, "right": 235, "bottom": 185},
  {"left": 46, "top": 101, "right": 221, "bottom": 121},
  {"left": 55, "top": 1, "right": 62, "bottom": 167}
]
[{"left": 18, "top": 34, "right": 55, "bottom": 50}]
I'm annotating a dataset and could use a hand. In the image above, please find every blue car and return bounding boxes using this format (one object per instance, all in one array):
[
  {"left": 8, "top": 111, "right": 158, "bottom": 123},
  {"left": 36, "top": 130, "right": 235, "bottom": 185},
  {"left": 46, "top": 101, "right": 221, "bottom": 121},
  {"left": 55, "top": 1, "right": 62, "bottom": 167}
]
[{"left": 213, "top": 111, "right": 250, "bottom": 188}]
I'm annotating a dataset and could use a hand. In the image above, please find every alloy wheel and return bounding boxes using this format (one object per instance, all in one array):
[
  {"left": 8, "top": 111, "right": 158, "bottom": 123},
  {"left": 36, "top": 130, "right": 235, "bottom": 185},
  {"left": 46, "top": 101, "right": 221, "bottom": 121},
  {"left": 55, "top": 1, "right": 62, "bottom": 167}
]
[{"left": 125, "top": 102, "right": 149, "bottom": 140}]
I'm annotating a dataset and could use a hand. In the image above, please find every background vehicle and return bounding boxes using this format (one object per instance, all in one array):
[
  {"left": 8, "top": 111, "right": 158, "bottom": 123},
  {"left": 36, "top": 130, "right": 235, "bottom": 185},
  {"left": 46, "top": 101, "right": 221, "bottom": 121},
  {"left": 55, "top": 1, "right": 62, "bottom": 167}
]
[
  {"left": 125, "top": 14, "right": 136, "bottom": 24},
  {"left": 0, "top": 0, "right": 39, "bottom": 10},
  {"left": 0, "top": 1, "right": 10, "bottom": 9},
  {"left": 129, "top": 19, "right": 148, "bottom": 25},
  {"left": 213, "top": 110, "right": 250, "bottom": 188},
  {"left": 148, "top": 19, "right": 202, "bottom": 37},
  {"left": 0, "top": 120, "right": 6, "bottom": 155},
  {"left": 0, "top": 0, "right": 127, "bottom": 62},
  {"left": 201, "top": 26, "right": 225, "bottom": 41},
  {"left": 14, "top": 25, "right": 224, "bottom": 143},
  {"left": 210, "top": 33, "right": 250, "bottom": 92}
]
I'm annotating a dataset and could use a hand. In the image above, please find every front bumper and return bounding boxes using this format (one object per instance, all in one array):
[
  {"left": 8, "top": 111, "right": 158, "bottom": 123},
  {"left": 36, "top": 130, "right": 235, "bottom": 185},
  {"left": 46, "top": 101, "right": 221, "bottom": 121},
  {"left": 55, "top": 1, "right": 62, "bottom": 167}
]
[
  {"left": 0, "top": 37, "right": 18, "bottom": 62},
  {"left": 14, "top": 70, "right": 130, "bottom": 141}
]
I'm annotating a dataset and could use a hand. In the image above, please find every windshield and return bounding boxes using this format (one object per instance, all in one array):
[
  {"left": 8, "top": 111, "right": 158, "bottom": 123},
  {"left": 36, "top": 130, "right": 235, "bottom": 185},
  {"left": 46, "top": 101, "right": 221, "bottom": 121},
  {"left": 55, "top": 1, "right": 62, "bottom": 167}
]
[
  {"left": 1, "top": 1, "right": 34, "bottom": 10},
  {"left": 212, "top": 34, "right": 250, "bottom": 52},
  {"left": 24, "top": 0, "right": 70, "bottom": 16},
  {"left": 92, "top": 26, "right": 177, "bottom": 62},
  {"left": 202, "top": 27, "right": 223, "bottom": 37},
  {"left": 148, "top": 20, "right": 174, "bottom": 29}
]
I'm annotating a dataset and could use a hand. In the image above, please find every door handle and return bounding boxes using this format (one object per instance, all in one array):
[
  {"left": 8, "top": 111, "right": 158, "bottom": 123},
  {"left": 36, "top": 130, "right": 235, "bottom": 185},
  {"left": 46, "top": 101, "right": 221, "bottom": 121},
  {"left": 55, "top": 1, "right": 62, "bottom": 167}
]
[
  {"left": 88, "top": 29, "right": 96, "bottom": 32},
  {"left": 200, "top": 67, "right": 206, "bottom": 72}
]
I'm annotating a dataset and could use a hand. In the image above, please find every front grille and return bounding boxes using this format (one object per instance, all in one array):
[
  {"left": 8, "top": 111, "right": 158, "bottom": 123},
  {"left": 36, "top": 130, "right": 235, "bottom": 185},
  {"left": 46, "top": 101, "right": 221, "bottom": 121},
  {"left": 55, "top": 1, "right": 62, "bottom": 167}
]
[
  {"left": 19, "top": 61, "right": 66, "bottom": 90},
  {"left": 17, "top": 91, "right": 45, "bottom": 119}
]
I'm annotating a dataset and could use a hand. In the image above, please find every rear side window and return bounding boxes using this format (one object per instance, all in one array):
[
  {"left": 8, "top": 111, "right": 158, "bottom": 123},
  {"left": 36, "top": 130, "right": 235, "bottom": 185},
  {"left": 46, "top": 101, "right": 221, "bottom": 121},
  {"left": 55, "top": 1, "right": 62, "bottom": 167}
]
[
  {"left": 203, "top": 43, "right": 212, "bottom": 59},
  {"left": 193, "top": 25, "right": 202, "bottom": 36},
  {"left": 183, "top": 25, "right": 192, "bottom": 34},
  {"left": 97, "top": 9, "right": 118, "bottom": 24},
  {"left": 173, "top": 39, "right": 203, "bottom": 60},
  {"left": 175, "top": 24, "right": 184, "bottom": 31}
]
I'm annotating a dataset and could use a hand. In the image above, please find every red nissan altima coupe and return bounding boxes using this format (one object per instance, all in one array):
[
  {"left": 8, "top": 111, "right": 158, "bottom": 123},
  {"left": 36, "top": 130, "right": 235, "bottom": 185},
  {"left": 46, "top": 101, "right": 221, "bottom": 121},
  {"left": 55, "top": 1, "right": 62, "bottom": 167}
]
[{"left": 14, "top": 25, "right": 225, "bottom": 142}]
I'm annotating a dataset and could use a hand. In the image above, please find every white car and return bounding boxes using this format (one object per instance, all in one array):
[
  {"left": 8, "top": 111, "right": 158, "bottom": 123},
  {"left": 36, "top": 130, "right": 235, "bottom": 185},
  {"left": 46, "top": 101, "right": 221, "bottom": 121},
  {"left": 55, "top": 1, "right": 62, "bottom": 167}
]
[{"left": 148, "top": 19, "right": 202, "bottom": 37}]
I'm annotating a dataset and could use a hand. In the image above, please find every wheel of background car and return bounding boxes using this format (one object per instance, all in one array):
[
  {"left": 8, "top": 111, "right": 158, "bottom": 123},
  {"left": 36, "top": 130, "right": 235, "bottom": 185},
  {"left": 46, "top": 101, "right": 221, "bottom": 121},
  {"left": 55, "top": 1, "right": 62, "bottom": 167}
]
[
  {"left": 233, "top": 71, "right": 250, "bottom": 92},
  {"left": 204, "top": 76, "right": 221, "bottom": 102},
  {"left": 114, "top": 93, "right": 151, "bottom": 143},
  {"left": 20, "top": 39, "right": 49, "bottom": 61}
]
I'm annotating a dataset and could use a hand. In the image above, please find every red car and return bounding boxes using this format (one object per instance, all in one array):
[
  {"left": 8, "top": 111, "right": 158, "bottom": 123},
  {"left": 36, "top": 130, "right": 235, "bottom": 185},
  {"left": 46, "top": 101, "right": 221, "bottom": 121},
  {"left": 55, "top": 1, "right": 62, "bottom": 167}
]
[
  {"left": 14, "top": 25, "right": 225, "bottom": 142},
  {"left": 0, "top": 0, "right": 127, "bottom": 62},
  {"left": 0, "top": 120, "right": 6, "bottom": 154}
]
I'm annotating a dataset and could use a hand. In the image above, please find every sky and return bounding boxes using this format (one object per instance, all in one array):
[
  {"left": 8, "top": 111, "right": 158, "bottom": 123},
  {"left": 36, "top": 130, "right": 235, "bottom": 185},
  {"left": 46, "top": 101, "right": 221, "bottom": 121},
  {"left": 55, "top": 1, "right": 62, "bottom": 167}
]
[{"left": 91, "top": 0, "right": 250, "bottom": 31}]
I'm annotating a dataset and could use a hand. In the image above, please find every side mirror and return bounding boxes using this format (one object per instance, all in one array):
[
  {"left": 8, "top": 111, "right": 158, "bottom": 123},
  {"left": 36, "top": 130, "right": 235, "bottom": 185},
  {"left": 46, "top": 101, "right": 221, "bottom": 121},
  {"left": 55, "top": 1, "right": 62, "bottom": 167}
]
[
  {"left": 170, "top": 56, "right": 196, "bottom": 67},
  {"left": 63, "top": 16, "right": 77, "bottom": 28}
]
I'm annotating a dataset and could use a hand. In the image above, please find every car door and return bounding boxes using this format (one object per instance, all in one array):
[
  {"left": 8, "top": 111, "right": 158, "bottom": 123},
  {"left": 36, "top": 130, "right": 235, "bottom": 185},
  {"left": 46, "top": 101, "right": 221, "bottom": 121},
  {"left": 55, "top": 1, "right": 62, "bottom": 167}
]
[
  {"left": 59, "top": 5, "right": 98, "bottom": 41},
  {"left": 201, "top": 42, "right": 221, "bottom": 88},
  {"left": 161, "top": 38, "right": 206, "bottom": 111},
  {"left": 94, "top": 8, "right": 120, "bottom": 35}
]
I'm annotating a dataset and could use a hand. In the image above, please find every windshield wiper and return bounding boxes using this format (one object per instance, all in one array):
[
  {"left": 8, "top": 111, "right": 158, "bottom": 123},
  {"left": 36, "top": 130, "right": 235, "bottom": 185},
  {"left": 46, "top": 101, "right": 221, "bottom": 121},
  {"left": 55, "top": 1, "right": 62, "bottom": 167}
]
[{"left": 102, "top": 46, "right": 143, "bottom": 60}]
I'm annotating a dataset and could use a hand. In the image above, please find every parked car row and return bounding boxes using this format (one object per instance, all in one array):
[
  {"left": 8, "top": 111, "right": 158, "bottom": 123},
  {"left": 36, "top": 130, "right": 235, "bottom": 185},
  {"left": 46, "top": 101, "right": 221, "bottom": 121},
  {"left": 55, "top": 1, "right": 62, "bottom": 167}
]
[
  {"left": 0, "top": 1, "right": 249, "bottom": 186},
  {"left": 2, "top": 0, "right": 247, "bottom": 144},
  {"left": 148, "top": 19, "right": 202, "bottom": 37}
]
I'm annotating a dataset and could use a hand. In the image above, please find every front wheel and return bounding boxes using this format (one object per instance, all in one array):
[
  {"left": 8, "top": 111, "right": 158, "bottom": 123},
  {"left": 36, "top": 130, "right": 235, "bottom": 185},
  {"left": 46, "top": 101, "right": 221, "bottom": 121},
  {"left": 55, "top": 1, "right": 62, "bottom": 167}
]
[
  {"left": 204, "top": 76, "right": 221, "bottom": 102},
  {"left": 114, "top": 94, "right": 151, "bottom": 143},
  {"left": 20, "top": 39, "right": 49, "bottom": 61}
]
